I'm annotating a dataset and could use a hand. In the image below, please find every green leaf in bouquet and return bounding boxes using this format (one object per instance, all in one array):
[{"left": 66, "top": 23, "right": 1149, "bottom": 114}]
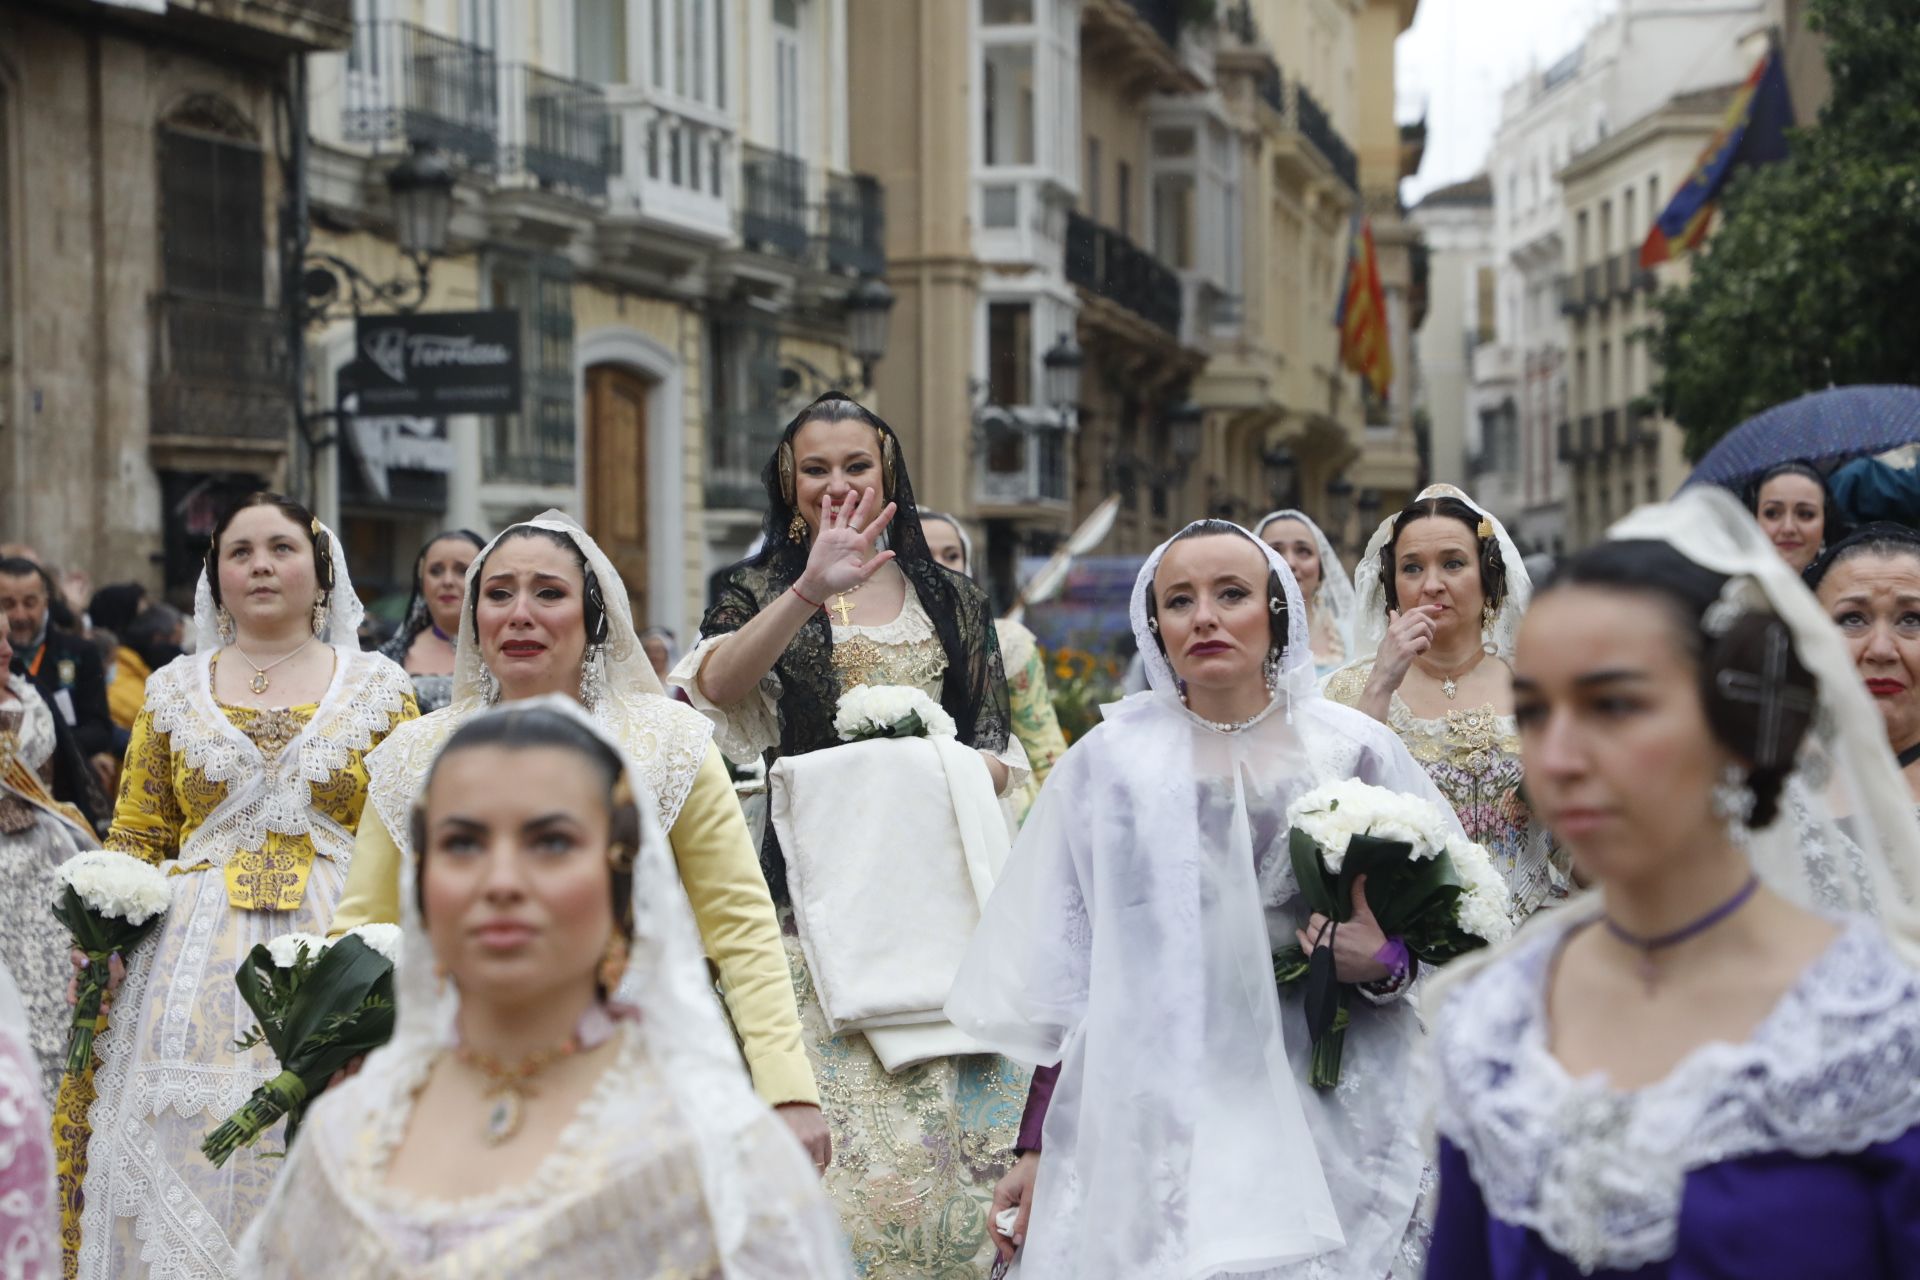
[
  {"left": 1287, "top": 828, "right": 1338, "bottom": 919},
  {"left": 887, "top": 711, "right": 927, "bottom": 739},
  {"left": 1272, "top": 945, "right": 1310, "bottom": 986},
  {"left": 1340, "top": 835, "right": 1466, "bottom": 937}
]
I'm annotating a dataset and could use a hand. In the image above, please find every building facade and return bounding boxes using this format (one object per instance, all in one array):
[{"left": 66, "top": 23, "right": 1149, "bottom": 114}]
[{"left": 1408, "top": 174, "right": 1493, "bottom": 497}]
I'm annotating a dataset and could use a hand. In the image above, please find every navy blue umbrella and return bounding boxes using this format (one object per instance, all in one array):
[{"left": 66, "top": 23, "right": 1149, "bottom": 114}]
[{"left": 1684, "top": 385, "right": 1920, "bottom": 491}]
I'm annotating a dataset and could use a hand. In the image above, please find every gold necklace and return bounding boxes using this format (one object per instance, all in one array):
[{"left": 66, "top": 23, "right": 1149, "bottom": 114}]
[
  {"left": 1413, "top": 647, "right": 1487, "bottom": 701},
  {"left": 831, "top": 578, "right": 865, "bottom": 628},
  {"left": 230, "top": 637, "right": 314, "bottom": 695},
  {"left": 453, "top": 1034, "right": 582, "bottom": 1146}
]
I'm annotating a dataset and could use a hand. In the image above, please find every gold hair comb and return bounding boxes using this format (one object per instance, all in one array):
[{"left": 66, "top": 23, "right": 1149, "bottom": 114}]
[{"left": 1476, "top": 518, "right": 1492, "bottom": 540}]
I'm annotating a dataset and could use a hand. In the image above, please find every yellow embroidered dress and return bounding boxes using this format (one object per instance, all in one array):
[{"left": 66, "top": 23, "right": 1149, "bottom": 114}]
[
  {"left": 677, "top": 589, "right": 1031, "bottom": 1279},
  {"left": 55, "top": 646, "right": 415, "bottom": 1280}
]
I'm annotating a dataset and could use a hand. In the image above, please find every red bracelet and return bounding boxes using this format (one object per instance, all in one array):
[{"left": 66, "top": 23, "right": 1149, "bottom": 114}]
[{"left": 791, "top": 584, "right": 824, "bottom": 610}]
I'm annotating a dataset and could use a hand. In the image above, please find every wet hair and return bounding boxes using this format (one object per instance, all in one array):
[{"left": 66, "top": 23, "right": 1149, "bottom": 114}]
[
  {"left": 410, "top": 706, "right": 643, "bottom": 979},
  {"left": 1377, "top": 496, "right": 1508, "bottom": 614},
  {"left": 1540, "top": 540, "right": 1819, "bottom": 828},
  {"left": 1803, "top": 523, "right": 1920, "bottom": 592},
  {"left": 203, "top": 493, "right": 335, "bottom": 611},
  {"left": 466, "top": 526, "right": 609, "bottom": 647},
  {"left": 1145, "top": 520, "right": 1293, "bottom": 670}
]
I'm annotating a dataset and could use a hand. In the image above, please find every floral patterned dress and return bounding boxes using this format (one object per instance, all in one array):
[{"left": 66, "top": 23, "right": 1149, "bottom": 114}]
[
  {"left": 684, "top": 590, "right": 1030, "bottom": 1278},
  {"left": 994, "top": 619, "right": 1068, "bottom": 827},
  {"left": 52, "top": 649, "right": 415, "bottom": 1280},
  {"left": 1325, "top": 660, "right": 1564, "bottom": 921}
]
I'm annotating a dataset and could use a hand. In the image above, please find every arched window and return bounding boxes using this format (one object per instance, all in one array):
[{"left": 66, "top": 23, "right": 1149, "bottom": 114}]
[{"left": 157, "top": 96, "right": 263, "bottom": 303}]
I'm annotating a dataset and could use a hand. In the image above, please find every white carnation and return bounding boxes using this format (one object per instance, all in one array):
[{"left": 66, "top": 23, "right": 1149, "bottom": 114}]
[
  {"left": 1286, "top": 779, "right": 1455, "bottom": 870},
  {"left": 1443, "top": 835, "right": 1515, "bottom": 944},
  {"left": 833, "top": 684, "right": 957, "bottom": 741},
  {"left": 56, "top": 851, "right": 173, "bottom": 926},
  {"left": 264, "top": 933, "right": 331, "bottom": 970},
  {"left": 344, "top": 922, "right": 403, "bottom": 963}
]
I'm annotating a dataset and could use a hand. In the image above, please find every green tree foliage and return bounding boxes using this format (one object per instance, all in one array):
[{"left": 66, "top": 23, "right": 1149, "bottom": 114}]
[{"left": 1654, "top": 0, "right": 1920, "bottom": 460}]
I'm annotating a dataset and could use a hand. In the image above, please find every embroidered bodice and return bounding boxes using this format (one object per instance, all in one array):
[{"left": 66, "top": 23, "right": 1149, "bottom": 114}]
[
  {"left": 1325, "top": 659, "right": 1561, "bottom": 918},
  {"left": 107, "top": 651, "right": 417, "bottom": 910},
  {"left": 1431, "top": 910, "right": 1920, "bottom": 1273},
  {"left": 830, "top": 588, "right": 948, "bottom": 697}
]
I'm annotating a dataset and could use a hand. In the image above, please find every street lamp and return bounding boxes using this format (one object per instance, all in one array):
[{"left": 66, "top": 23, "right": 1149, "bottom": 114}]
[
  {"left": 1262, "top": 444, "right": 1297, "bottom": 508},
  {"left": 300, "top": 144, "right": 456, "bottom": 324},
  {"left": 847, "top": 278, "right": 896, "bottom": 389},
  {"left": 1167, "top": 399, "right": 1204, "bottom": 474},
  {"left": 1326, "top": 476, "right": 1355, "bottom": 550},
  {"left": 1042, "top": 331, "right": 1083, "bottom": 419}
]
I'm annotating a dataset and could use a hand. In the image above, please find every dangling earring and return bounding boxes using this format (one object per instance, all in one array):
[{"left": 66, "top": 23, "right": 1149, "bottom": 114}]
[
  {"left": 1711, "top": 762, "right": 1756, "bottom": 842},
  {"left": 1481, "top": 603, "right": 1498, "bottom": 657},
  {"left": 311, "top": 594, "right": 329, "bottom": 639},
  {"left": 477, "top": 665, "right": 500, "bottom": 706},
  {"left": 579, "top": 643, "right": 609, "bottom": 711},
  {"left": 216, "top": 606, "right": 236, "bottom": 646},
  {"left": 1263, "top": 650, "right": 1283, "bottom": 691},
  {"left": 598, "top": 931, "right": 630, "bottom": 992},
  {"left": 788, "top": 512, "right": 809, "bottom": 544}
]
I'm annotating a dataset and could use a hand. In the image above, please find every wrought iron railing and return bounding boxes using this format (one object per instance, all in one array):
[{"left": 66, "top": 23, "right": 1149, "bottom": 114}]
[
  {"left": 741, "top": 144, "right": 810, "bottom": 259},
  {"left": 1065, "top": 210, "right": 1183, "bottom": 336},
  {"left": 1295, "top": 85, "right": 1358, "bottom": 191},
  {"left": 150, "top": 295, "right": 290, "bottom": 442},
  {"left": 706, "top": 409, "right": 787, "bottom": 510},
  {"left": 344, "top": 21, "right": 499, "bottom": 169},
  {"left": 1125, "top": 0, "right": 1183, "bottom": 50},
  {"left": 1258, "top": 60, "right": 1284, "bottom": 115},
  {"left": 824, "top": 171, "right": 885, "bottom": 277},
  {"left": 975, "top": 417, "right": 1071, "bottom": 508},
  {"left": 500, "top": 64, "right": 611, "bottom": 197}
]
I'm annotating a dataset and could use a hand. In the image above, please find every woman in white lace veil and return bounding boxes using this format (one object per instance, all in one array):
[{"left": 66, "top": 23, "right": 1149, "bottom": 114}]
[
  {"left": 0, "top": 959, "right": 58, "bottom": 1277},
  {"left": 1255, "top": 510, "right": 1357, "bottom": 676},
  {"left": 948, "top": 518, "right": 1466, "bottom": 1279},
  {"left": 327, "top": 512, "right": 825, "bottom": 1157},
  {"left": 63, "top": 493, "right": 418, "bottom": 1279},
  {"left": 1325, "top": 485, "right": 1564, "bottom": 922},
  {"left": 240, "top": 697, "right": 848, "bottom": 1276},
  {"left": 1424, "top": 487, "right": 1920, "bottom": 1279}
]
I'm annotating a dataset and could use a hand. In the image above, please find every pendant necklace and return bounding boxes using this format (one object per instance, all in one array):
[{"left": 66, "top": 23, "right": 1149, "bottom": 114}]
[
  {"left": 454, "top": 1034, "right": 583, "bottom": 1146},
  {"left": 1414, "top": 647, "right": 1487, "bottom": 700},
  {"left": 1602, "top": 873, "right": 1761, "bottom": 994},
  {"left": 831, "top": 578, "right": 865, "bottom": 628},
  {"left": 231, "top": 637, "right": 314, "bottom": 696}
]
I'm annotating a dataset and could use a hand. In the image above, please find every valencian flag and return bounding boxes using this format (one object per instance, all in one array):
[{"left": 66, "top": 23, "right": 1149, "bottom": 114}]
[
  {"left": 1336, "top": 213, "right": 1392, "bottom": 400},
  {"left": 1640, "top": 45, "right": 1794, "bottom": 268}
]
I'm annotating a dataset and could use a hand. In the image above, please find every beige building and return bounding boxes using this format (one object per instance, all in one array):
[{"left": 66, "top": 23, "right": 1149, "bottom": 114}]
[
  {"left": 1559, "top": 81, "right": 1740, "bottom": 548},
  {"left": 303, "top": 0, "right": 884, "bottom": 635},
  {"left": 0, "top": 0, "right": 352, "bottom": 599}
]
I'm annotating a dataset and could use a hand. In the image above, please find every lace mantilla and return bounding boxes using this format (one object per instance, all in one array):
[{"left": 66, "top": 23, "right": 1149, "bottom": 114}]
[
  {"left": 5, "top": 672, "right": 55, "bottom": 772},
  {"left": 1432, "top": 911, "right": 1920, "bottom": 1273},
  {"left": 143, "top": 649, "right": 414, "bottom": 867},
  {"left": 366, "top": 692, "right": 712, "bottom": 862}
]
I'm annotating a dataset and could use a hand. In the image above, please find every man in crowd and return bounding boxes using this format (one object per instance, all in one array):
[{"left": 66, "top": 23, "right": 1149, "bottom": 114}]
[{"left": 0, "top": 556, "right": 116, "bottom": 786}]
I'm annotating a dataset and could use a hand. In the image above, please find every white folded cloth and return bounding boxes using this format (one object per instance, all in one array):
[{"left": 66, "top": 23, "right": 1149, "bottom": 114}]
[{"left": 770, "top": 735, "right": 1008, "bottom": 1069}]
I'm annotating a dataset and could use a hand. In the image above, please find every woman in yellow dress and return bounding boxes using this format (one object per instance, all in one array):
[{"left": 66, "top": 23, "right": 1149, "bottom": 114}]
[
  {"left": 919, "top": 510, "right": 1068, "bottom": 825},
  {"left": 55, "top": 493, "right": 417, "bottom": 1279},
  {"left": 325, "top": 513, "right": 827, "bottom": 1164}
]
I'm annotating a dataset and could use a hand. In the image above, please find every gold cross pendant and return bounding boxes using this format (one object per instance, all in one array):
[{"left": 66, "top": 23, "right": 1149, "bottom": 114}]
[{"left": 831, "top": 594, "right": 856, "bottom": 627}]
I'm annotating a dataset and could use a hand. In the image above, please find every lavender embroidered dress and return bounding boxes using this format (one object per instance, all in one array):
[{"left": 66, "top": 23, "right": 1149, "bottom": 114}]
[{"left": 1427, "top": 910, "right": 1920, "bottom": 1278}]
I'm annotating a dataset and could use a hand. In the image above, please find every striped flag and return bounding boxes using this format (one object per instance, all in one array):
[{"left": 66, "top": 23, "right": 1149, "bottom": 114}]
[
  {"left": 1335, "top": 213, "right": 1392, "bottom": 401},
  {"left": 1641, "top": 46, "right": 1795, "bottom": 268}
]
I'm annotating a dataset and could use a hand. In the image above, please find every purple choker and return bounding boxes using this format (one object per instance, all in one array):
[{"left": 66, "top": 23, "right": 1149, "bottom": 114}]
[{"left": 1603, "top": 873, "right": 1761, "bottom": 993}]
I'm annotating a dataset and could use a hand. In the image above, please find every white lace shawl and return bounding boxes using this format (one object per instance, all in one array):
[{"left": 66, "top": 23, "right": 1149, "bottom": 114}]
[
  {"left": 5, "top": 671, "right": 56, "bottom": 773},
  {"left": 1431, "top": 907, "right": 1920, "bottom": 1273}
]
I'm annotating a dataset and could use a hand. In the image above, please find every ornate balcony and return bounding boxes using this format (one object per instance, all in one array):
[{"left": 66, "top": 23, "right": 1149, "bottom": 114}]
[
  {"left": 1065, "top": 210, "right": 1183, "bottom": 337},
  {"left": 498, "top": 65, "right": 610, "bottom": 198},
  {"left": 740, "top": 144, "right": 811, "bottom": 260},
  {"left": 824, "top": 172, "right": 886, "bottom": 277},
  {"left": 344, "top": 21, "right": 498, "bottom": 170},
  {"left": 604, "top": 90, "right": 734, "bottom": 243},
  {"left": 150, "top": 295, "right": 290, "bottom": 447}
]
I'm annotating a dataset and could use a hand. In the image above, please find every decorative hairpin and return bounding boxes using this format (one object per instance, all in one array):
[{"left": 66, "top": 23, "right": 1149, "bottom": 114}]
[
  {"left": 1702, "top": 576, "right": 1764, "bottom": 637},
  {"left": 1476, "top": 518, "right": 1493, "bottom": 540}
]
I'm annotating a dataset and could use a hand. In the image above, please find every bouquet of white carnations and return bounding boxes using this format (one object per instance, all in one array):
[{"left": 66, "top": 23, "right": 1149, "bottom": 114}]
[
  {"left": 201, "top": 923, "right": 401, "bottom": 1166},
  {"left": 1272, "top": 779, "right": 1513, "bottom": 1088},
  {"left": 52, "top": 850, "right": 172, "bottom": 1074},
  {"left": 833, "top": 684, "right": 956, "bottom": 743}
]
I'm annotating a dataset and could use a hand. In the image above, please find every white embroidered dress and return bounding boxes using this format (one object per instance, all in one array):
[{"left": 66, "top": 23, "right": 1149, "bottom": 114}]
[{"left": 71, "top": 531, "right": 416, "bottom": 1280}]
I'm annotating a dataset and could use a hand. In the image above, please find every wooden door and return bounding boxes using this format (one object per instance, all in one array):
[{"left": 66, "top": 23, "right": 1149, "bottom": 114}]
[{"left": 585, "top": 365, "right": 652, "bottom": 623}]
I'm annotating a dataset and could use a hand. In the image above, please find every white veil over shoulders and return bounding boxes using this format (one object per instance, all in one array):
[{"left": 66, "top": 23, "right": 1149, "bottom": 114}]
[
  {"left": 1255, "top": 509, "right": 1358, "bottom": 660},
  {"left": 1345, "top": 484, "right": 1534, "bottom": 666},
  {"left": 239, "top": 697, "right": 847, "bottom": 1276},
  {"left": 949, "top": 520, "right": 1461, "bottom": 1278},
  {"left": 192, "top": 517, "right": 367, "bottom": 653}
]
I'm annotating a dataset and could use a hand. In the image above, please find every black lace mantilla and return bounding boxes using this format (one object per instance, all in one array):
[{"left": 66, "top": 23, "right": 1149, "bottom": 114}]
[{"left": 701, "top": 395, "right": 1014, "bottom": 903}]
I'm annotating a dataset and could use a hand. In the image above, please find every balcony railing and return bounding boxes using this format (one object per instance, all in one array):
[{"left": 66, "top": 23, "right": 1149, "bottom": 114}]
[
  {"left": 150, "top": 294, "right": 290, "bottom": 443},
  {"left": 975, "top": 416, "right": 1071, "bottom": 509},
  {"left": 1066, "top": 210, "right": 1183, "bottom": 336},
  {"left": 1601, "top": 408, "right": 1620, "bottom": 451},
  {"left": 605, "top": 92, "right": 733, "bottom": 241},
  {"left": 824, "top": 172, "right": 885, "bottom": 277},
  {"left": 499, "top": 65, "right": 610, "bottom": 197},
  {"left": 707, "top": 409, "right": 787, "bottom": 510},
  {"left": 1578, "top": 414, "right": 1596, "bottom": 457},
  {"left": 1295, "top": 85, "right": 1359, "bottom": 192},
  {"left": 344, "top": 21, "right": 498, "bottom": 169},
  {"left": 1557, "top": 273, "right": 1582, "bottom": 317},
  {"left": 741, "top": 144, "right": 810, "bottom": 259},
  {"left": 1556, "top": 420, "right": 1575, "bottom": 461},
  {"left": 1603, "top": 254, "right": 1624, "bottom": 299},
  {"left": 1125, "top": 0, "right": 1183, "bottom": 51}
]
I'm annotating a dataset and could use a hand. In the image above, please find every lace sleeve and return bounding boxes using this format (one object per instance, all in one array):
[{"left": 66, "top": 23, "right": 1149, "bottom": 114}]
[
  {"left": 1322, "top": 660, "right": 1373, "bottom": 710},
  {"left": 669, "top": 636, "right": 781, "bottom": 766}
]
